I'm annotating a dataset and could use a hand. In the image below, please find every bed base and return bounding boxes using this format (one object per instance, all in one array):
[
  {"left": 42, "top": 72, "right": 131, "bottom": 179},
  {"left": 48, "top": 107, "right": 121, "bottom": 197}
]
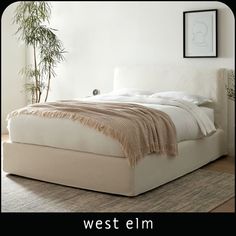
[{"left": 3, "top": 129, "right": 226, "bottom": 196}]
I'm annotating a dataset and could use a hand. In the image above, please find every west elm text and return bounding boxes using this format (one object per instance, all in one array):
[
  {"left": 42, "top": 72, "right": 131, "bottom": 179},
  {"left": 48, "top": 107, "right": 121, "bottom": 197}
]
[{"left": 83, "top": 217, "right": 154, "bottom": 230}]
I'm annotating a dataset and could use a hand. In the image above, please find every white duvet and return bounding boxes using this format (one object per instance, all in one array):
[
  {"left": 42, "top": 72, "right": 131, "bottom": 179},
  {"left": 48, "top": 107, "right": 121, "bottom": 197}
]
[
  {"left": 8, "top": 94, "right": 216, "bottom": 157},
  {"left": 84, "top": 94, "right": 216, "bottom": 136}
]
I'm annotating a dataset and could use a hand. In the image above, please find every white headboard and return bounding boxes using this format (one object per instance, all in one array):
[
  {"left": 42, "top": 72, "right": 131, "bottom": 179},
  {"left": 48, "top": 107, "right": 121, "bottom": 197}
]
[{"left": 113, "top": 65, "right": 228, "bottom": 134}]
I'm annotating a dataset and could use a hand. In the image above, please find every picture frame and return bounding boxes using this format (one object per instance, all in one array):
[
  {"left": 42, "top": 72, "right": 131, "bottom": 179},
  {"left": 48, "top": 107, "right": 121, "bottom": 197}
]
[{"left": 183, "top": 9, "right": 218, "bottom": 58}]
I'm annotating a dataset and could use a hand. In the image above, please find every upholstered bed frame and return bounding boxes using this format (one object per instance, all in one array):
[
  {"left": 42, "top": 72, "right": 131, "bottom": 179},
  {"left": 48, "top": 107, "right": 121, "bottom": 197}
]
[{"left": 3, "top": 65, "right": 228, "bottom": 196}]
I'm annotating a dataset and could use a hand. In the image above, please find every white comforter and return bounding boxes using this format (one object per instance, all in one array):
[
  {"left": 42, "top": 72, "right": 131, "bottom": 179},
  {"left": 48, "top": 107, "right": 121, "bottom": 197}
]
[
  {"left": 8, "top": 94, "right": 216, "bottom": 157},
  {"left": 84, "top": 94, "right": 216, "bottom": 136}
]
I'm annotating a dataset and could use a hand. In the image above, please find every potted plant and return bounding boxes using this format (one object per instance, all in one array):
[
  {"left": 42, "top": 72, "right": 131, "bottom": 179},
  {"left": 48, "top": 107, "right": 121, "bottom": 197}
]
[
  {"left": 226, "top": 70, "right": 235, "bottom": 101},
  {"left": 13, "top": 1, "right": 66, "bottom": 103}
]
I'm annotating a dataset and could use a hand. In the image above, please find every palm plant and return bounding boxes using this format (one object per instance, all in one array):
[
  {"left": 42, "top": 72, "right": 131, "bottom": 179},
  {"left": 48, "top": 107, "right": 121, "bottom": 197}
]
[{"left": 13, "top": 1, "right": 66, "bottom": 103}]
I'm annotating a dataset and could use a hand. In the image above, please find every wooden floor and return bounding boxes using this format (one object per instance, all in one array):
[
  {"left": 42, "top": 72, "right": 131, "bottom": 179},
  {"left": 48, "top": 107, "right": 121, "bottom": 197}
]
[
  {"left": 1, "top": 134, "right": 235, "bottom": 212},
  {"left": 202, "top": 155, "right": 235, "bottom": 212}
]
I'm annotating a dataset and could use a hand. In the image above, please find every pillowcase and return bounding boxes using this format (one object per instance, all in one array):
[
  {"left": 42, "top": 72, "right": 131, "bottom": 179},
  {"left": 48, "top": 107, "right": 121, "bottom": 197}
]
[
  {"left": 110, "top": 88, "right": 155, "bottom": 96},
  {"left": 149, "top": 91, "right": 212, "bottom": 105}
]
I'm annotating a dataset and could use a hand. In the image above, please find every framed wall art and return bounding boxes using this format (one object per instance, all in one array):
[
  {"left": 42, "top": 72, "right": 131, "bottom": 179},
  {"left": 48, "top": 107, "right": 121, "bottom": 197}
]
[{"left": 183, "top": 9, "right": 218, "bottom": 58}]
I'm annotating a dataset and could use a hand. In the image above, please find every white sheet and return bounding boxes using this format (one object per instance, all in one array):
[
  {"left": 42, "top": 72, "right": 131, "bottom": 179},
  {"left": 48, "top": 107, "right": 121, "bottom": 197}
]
[{"left": 8, "top": 98, "right": 214, "bottom": 158}]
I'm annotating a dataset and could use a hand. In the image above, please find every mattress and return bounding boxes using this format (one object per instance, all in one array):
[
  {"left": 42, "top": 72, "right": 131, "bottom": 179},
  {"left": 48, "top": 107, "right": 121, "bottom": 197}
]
[{"left": 8, "top": 104, "right": 214, "bottom": 157}]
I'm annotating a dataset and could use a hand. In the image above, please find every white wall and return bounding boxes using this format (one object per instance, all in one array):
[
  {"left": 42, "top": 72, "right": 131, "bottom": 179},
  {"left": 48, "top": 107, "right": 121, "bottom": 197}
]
[
  {"left": 48, "top": 1, "right": 234, "bottom": 100},
  {"left": 1, "top": 2, "right": 27, "bottom": 134}
]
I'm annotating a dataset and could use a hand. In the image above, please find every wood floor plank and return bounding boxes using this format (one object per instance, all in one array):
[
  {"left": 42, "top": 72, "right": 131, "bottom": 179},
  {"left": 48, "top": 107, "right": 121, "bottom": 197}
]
[
  {"left": 201, "top": 155, "right": 235, "bottom": 174},
  {"left": 202, "top": 156, "right": 235, "bottom": 212},
  {"left": 211, "top": 197, "right": 235, "bottom": 212}
]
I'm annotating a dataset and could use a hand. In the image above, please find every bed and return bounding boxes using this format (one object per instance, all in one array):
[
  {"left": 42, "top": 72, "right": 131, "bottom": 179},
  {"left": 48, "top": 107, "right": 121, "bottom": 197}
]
[{"left": 3, "top": 65, "right": 228, "bottom": 196}]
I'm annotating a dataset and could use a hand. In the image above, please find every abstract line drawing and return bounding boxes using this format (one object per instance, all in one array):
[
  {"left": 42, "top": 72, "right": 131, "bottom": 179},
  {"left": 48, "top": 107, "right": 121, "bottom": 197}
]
[{"left": 192, "top": 21, "right": 208, "bottom": 47}]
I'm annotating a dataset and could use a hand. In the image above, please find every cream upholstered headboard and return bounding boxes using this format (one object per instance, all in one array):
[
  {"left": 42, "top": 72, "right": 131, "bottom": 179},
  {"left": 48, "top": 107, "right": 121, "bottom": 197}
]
[{"left": 113, "top": 65, "right": 228, "bottom": 134}]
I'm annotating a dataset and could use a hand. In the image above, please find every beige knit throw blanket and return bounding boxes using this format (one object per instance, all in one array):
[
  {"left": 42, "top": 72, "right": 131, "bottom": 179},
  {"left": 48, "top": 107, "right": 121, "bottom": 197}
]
[{"left": 8, "top": 101, "right": 178, "bottom": 166}]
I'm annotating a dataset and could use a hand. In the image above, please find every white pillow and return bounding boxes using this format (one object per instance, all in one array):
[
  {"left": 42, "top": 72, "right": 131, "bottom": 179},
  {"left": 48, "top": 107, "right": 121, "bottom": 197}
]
[
  {"left": 110, "top": 88, "right": 155, "bottom": 96},
  {"left": 149, "top": 91, "right": 212, "bottom": 105}
]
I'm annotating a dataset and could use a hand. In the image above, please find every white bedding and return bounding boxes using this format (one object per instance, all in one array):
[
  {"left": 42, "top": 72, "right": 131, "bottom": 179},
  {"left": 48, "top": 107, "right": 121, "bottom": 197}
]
[
  {"left": 84, "top": 94, "right": 216, "bottom": 135},
  {"left": 8, "top": 95, "right": 215, "bottom": 158}
]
